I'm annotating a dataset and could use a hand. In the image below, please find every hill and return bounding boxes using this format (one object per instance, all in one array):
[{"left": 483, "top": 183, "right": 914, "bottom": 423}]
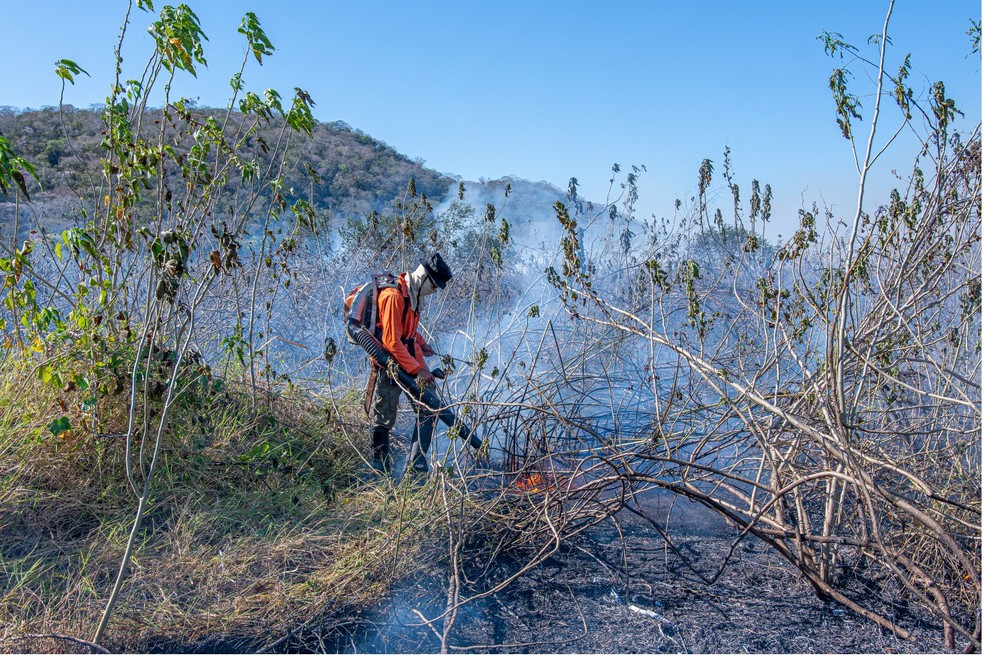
[{"left": 0, "top": 105, "right": 451, "bottom": 232}]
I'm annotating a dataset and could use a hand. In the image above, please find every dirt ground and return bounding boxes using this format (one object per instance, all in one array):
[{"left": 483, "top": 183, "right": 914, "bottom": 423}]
[{"left": 295, "top": 494, "right": 951, "bottom": 654}]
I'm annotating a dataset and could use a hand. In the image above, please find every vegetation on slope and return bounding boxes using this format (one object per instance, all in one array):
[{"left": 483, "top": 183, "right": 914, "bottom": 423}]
[
  {"left": 0, "top": 361, "right": 451, "bottom": 652},
  {"left": 0, "top": 106, "right": 451, "bottom": 229}
]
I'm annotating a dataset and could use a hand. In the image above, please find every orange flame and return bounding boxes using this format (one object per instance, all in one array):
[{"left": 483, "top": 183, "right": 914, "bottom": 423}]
[{"left": 515, "top": 473, "right": 545, "bottom": 493}]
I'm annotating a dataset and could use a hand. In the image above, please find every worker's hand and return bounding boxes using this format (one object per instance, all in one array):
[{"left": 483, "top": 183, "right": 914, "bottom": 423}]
[
  {"left": 416, "top": 368, "right": 436, "bottom": 389},
  {"left": 420, "top": 342, "right": 436, "bottom": 357}
]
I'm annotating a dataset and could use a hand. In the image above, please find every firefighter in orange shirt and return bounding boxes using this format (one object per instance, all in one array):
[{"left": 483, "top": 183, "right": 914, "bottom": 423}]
[{"left": 368, "top": 253, "right": 453, "bottom": 474}]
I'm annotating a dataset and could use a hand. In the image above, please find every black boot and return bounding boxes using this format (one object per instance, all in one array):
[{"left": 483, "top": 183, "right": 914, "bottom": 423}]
[
  {"left": 407, "top": 415, "right": 436, "bottom": 473},
  {"left": 370, "top": 426, "right": 391, "bottom": 473}
]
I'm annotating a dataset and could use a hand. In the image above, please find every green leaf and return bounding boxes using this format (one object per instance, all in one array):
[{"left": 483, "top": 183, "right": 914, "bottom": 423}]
[
  {"left": 0, "top": 133, "right": 39, "bottom": 199},
  {"left": 39, "top": 364, "right": 62, "bottom": 388},
  {"left": 149, "top": 4, "right": 209, "bottom": 76},
  {"left": 54, "top": 59, "right": 90, "bottom": 85},
  {"left": 263, "top": 89, "right": 284, "bottom": 114},
  {"left": 47, "top": 416, "right": 72, "bottom": 438},
  {"left": 238, "top": 12, "right": 275, "bottom": 64},
  {"left": 286, "top": 89, "right": 316, "bottom": 136}
]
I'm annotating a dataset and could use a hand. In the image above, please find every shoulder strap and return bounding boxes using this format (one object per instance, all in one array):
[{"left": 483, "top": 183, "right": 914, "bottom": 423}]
[
  {"left": 392, "top": 274, "right": 416, "bottom": 353},
  {"left": 398, "top": 274, "right": 412, "bottom": 324},
  {"left": 370, "top": 271, "right": 400, "bottom": 334}
]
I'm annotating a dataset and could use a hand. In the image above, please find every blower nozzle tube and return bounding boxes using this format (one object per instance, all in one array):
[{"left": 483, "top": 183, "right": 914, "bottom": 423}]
[{"left": 349, "top": 325, "right": 482, "bottom": 450}]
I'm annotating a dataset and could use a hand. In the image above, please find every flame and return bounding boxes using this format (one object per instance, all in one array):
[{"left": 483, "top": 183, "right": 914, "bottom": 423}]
[{"left": 515, "top": 473, "right": 545, "bottom": 493}]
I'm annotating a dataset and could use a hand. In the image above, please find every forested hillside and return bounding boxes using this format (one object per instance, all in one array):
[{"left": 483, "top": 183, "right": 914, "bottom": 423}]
[{"left": 0, "top": 105, "right": 450, "bottom": 229}]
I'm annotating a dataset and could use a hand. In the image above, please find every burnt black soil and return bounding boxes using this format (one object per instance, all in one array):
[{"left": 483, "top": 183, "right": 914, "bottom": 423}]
[{"left": 289, "top": 493, "right": 950, "bottom": 654}]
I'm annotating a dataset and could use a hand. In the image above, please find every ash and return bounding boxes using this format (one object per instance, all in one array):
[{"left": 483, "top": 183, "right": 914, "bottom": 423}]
[{"left": 304, "top": 496, "right": 949, "bottom": 654}]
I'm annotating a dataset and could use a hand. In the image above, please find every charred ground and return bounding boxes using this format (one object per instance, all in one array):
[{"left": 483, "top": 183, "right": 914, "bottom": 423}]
[{"left": 282, "top": 495, "right": 949, "bottom": 654}]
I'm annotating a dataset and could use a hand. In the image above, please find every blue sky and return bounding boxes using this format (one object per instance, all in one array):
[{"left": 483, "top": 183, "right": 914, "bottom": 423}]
[{"left": 1, "top": 1, "right": 980, "bottom": 237}]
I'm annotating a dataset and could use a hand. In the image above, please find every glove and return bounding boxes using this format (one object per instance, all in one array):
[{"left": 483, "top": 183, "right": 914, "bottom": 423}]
[{"left": 416, "top": 368, "right": 436, "bottom": 389}]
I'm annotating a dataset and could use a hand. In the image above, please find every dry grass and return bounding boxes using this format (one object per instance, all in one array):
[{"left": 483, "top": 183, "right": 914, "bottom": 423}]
[{"left": 0, "top": 363, "right": 451, "bottom": 653}]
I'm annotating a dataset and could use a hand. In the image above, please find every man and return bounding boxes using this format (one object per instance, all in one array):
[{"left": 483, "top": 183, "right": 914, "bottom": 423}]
[{"left": 367, "top": 253, "right": 453, "bottom": 474}]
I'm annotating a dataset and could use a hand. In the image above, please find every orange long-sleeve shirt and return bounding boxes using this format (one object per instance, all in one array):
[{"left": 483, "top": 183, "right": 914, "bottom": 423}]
[{"left": 376, "top": 273, "right": 430, "bottom": 375}]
